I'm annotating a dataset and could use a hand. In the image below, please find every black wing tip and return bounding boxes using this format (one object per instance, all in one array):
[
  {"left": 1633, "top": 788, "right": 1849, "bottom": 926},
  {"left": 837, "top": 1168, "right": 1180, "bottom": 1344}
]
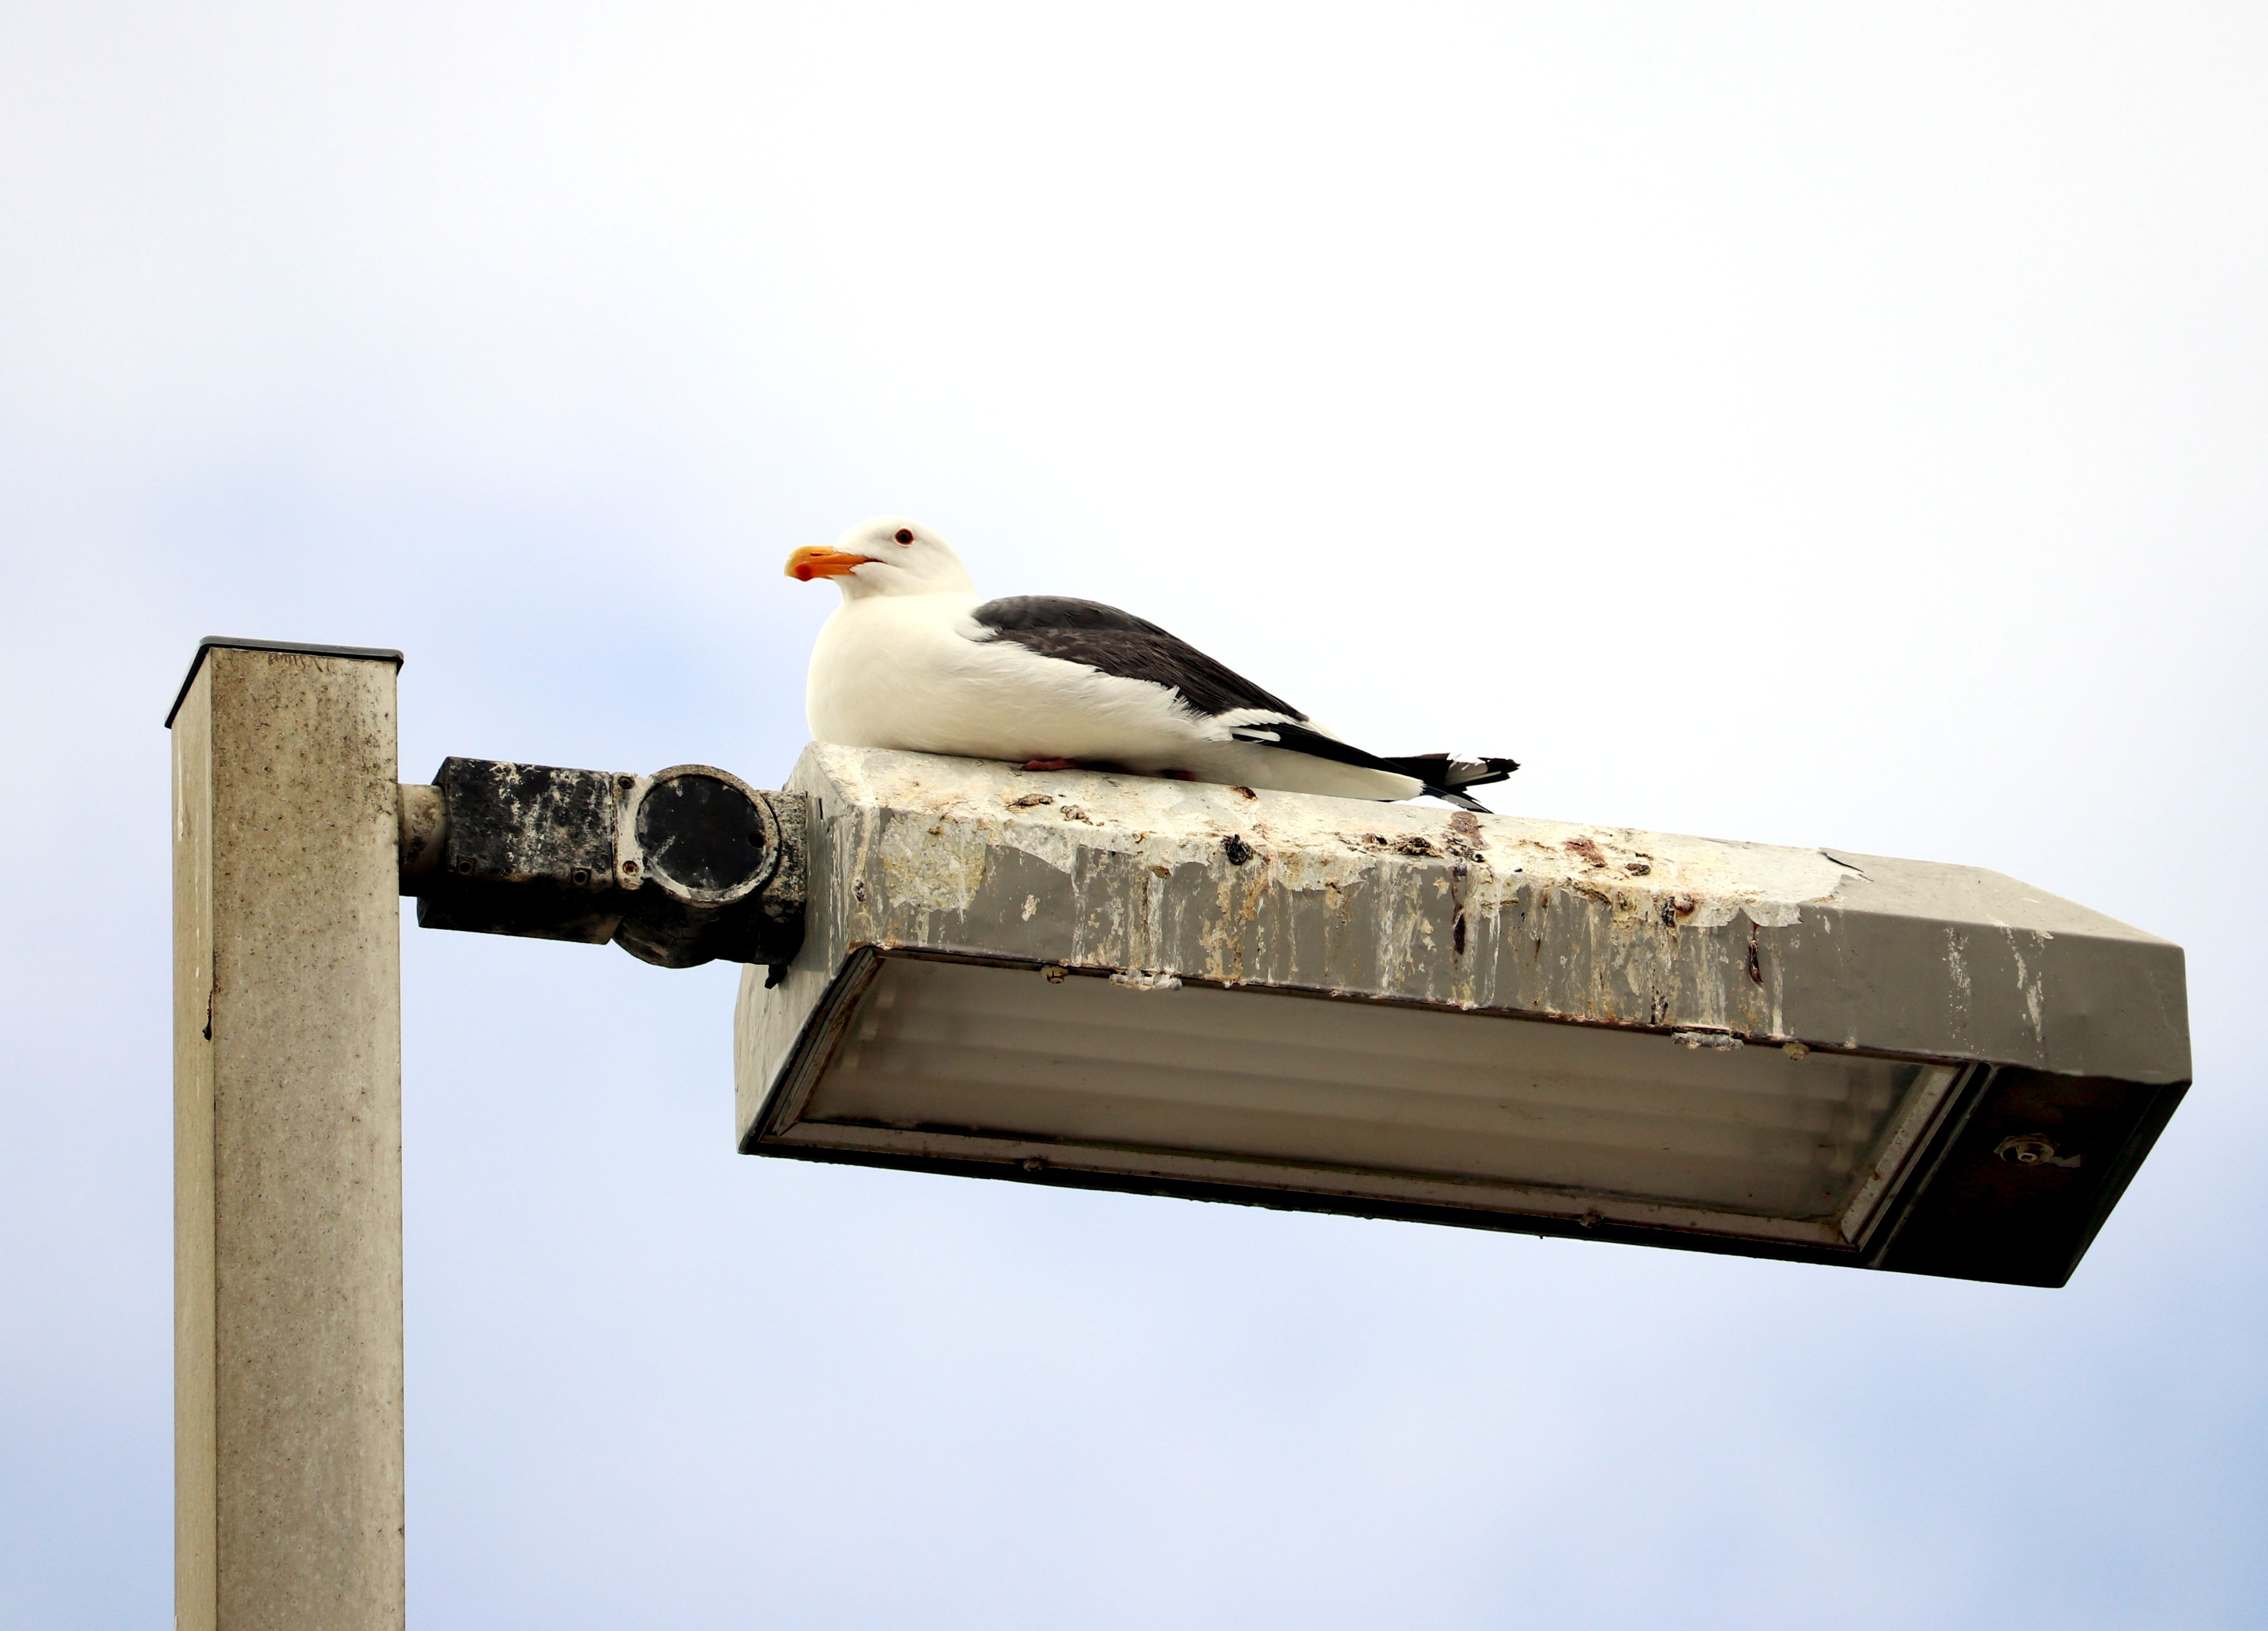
[
  {"left": 1235, "top": 732, "right": 1524, "bottom": 806},
  {"left": 1392, "top": 752, "right": 1520, "bottom": 788},
  {"left": 1427, "top": 786, "right": 1495, "bottom": 814}
]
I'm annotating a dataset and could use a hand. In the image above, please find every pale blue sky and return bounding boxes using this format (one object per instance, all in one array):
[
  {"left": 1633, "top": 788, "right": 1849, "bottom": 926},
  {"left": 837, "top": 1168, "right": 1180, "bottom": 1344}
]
[{"left": 2, "top": 4, "right": 2263, "bottom": 1625}]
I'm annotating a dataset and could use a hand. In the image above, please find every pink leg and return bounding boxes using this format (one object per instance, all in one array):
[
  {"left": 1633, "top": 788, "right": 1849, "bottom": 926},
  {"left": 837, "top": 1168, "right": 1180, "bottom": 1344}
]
[{"left": 1022, "top": 757, "right": 1080, "bottom": 772}]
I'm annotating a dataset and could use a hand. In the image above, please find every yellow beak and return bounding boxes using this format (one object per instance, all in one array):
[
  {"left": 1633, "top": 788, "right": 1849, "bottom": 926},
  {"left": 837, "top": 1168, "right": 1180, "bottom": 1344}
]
[{"left": 785, "top": 546, "right": 874, "bottom": 582}]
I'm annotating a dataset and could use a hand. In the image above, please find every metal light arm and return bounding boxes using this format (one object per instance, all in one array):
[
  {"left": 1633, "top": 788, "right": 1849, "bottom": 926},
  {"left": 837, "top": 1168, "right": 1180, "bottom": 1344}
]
[{"left": 399, "top": 757, "right": 806, "bottom": 971}]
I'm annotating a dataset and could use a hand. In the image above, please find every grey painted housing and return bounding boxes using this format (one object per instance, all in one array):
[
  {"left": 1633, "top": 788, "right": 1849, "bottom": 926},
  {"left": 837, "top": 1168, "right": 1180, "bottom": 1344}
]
[{"left": 736, "top": 745, "right": 2189, "bottom": 1286}]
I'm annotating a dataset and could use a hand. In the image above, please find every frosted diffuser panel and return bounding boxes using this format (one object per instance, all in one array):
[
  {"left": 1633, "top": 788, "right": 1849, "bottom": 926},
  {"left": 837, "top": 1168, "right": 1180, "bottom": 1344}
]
[{"left": 766, "top": 956, "right": 1965, "bottom": 1249}]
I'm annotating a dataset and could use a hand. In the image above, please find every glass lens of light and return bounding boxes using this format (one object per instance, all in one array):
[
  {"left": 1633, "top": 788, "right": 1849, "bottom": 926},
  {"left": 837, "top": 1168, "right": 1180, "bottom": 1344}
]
[{"left": 782, "top": 957, "right": 1959, "bottom": 1242}]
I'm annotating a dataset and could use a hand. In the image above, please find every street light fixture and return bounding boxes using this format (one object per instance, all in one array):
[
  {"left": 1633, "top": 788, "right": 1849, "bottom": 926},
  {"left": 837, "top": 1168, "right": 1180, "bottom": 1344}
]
[
  {"left": 167, "top": 638, "right": 2191, "bottom": 1630},
  {"left": 736, "top": 745, "right": 2190, "bottom": 1289}
]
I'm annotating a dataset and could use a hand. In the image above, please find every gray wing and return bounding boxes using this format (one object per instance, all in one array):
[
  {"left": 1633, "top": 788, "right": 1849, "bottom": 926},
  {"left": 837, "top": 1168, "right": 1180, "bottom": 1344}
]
[{"left": 971, "top": 596, "right": 1304, "bottom": 721}]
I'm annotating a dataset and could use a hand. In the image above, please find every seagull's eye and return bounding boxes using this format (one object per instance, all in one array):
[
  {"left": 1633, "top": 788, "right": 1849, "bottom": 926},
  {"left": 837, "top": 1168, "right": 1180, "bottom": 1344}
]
[{"left": 893, "top": 528, "right": 915, "bottom": 545}]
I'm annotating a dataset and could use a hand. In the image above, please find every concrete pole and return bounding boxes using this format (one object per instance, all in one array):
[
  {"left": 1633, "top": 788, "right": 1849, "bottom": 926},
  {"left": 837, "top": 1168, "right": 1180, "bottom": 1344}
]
[{"left": 169, "top": 640, "right": 406, "bottom": 1631}]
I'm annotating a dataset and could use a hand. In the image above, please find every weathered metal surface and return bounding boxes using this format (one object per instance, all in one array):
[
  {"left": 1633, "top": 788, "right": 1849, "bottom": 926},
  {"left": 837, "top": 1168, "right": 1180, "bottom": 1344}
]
[
  {"left": 613, "top": 764, "right": 807, "bottom": 969},
  {"left": 395, "top": 782, "right": 447, "bottom": 886},
  {"left": 416, "top": 758, "right": 625, "bottom": 944},
  {"left": 166, "top": 635, "right": 404, "bottom": 730},
  {"left": 740, "top": 744, "right": 2187, "bottom": 1089},
  {"left": 734, "top": 745, "right": 2192, "bottom": 1286},
  {"left": 171, "top": 641, "right": 405, "bottom": 1631},
  {"left": 408, "top": 757, "right": 807, "bottom": 970}
]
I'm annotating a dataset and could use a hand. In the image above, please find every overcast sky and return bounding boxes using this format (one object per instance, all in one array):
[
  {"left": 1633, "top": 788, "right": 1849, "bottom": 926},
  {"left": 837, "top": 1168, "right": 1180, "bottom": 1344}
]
[{"left": 3, "top": 4, "right": 2264, "bottom": 1626}]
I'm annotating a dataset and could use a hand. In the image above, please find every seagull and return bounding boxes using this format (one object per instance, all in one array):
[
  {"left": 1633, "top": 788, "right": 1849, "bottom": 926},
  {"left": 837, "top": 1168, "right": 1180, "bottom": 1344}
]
[{"left": 785, "top": 516, "right": 1519, "bottom": 811}]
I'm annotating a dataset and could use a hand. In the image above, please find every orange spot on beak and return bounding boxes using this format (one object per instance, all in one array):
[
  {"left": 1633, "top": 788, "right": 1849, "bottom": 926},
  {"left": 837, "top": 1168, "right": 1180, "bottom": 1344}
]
[{"left": 785, "top": 546, "right": 874, "bottom": 581}]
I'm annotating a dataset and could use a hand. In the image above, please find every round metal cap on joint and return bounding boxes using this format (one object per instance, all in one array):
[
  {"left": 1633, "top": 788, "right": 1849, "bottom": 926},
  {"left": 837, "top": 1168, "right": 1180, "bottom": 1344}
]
[{"left": 622, "top": 764, "right": 782, "bottom": 905}]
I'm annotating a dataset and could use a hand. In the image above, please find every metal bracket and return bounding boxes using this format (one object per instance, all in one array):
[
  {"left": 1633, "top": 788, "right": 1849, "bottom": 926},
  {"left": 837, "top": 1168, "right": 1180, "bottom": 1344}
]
[{"left": 399, "top": 757, "right": 806, "bottom": 970}]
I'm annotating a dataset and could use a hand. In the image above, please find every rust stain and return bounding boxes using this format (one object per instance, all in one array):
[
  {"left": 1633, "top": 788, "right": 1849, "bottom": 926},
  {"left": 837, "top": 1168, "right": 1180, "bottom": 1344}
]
[{"left": 1447, "top": 862, "right": 1469, "bottom": 958}]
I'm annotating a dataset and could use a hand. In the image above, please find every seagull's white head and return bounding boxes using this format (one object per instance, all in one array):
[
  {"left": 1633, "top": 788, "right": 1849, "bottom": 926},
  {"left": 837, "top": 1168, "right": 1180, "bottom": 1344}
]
[{"left": 785, "top": 517, "right": 974, "bottom": 600}]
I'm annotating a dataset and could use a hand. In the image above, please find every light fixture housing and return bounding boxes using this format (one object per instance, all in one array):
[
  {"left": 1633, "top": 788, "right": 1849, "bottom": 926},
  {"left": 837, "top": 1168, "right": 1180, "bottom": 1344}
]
[{"left": 738, "top": 747, "right": 2189, "bottom": 1286}]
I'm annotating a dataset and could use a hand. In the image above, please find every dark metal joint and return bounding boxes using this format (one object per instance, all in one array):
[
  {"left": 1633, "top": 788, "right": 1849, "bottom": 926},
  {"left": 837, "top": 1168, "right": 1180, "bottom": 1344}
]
[{"left": 398, "top": 757, "right": 806, "bottom": 970}]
